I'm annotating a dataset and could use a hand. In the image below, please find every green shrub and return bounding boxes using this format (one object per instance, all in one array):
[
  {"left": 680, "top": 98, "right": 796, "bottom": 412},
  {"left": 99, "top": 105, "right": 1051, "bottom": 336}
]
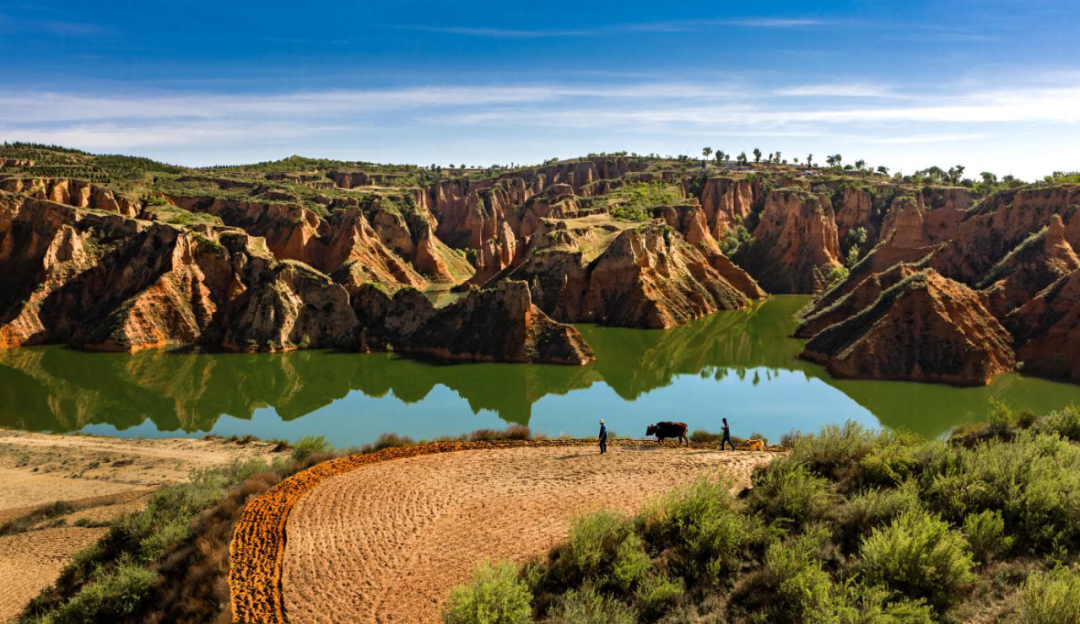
[
  {"left": 986, "top": 398, "right": 1017, "bottom": 439},
  {"left": 1039, "top": 405, "right": 1080, "bottom": 441},
  {"left": 689, "top": 429, "right": 720, "bottom": 444},
  {"left": 730, "top": 529, "right": 835, "bottom": 624},
  {"left": 45, "top": 560, "right": 157, "bottom": 623},
  {"left": 641, "top": 477, "right": 750, "bottom": 584},
  {"left": 855, "top": 508, "right": 975, "bottom": 610},
  {"left": 539, "top": 510, "right": 651, "bottom": 596},
  {"left": 550, "top": 585, "right": 636, "bottom": 624},
  {"left": 1017, "top": 409, "right": 1040, "bottom": 430},
  {"left": 831, "top": 583, "right": 933, "bottom": 624},
  {"left": 964, "top": 509, "right": 1014, "bottom": 565},
  {"left": 788, "top": 421, "right": 881, "bottom": 482},
  {"left": 918, "top": 432, "right": 1080, "bottom": 554},
  {"left": 290, "top": 435, "right": 332, "bottom": 461},
  {"left": 748, "top": 460, "right": 832, "bottom": 531},
  {"left": 632, "top": 574, "right": 684, "bottom": 621},
  {"left": 1017, "top": 565, "right": 1080, "bottom": 624},
  {"left": 848, "top": 432, "right": 921, "bottom": 491},
  {"left": 364, "top": 432, "right": 415, "bottom": 452},
  {"left": 834, "top": 482, "right": 921, "bottom": 553},
  {"left": 442, "top": 560, "right": 532, "bottom": 624}
]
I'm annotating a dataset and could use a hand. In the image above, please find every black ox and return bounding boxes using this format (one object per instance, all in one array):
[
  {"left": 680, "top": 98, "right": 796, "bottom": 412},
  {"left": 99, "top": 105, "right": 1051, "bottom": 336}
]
[{"left": 646, "top": 421, "right": 689, "bottom": 446}]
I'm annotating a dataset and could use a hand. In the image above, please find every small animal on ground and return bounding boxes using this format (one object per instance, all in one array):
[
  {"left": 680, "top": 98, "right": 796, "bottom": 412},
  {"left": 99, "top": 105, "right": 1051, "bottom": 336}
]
[
  {"left": 746, "top": 438, "right": 764, "bottom": 452},
  {"left": 646, "top": 421, "right": 688, "bottom": 446}
]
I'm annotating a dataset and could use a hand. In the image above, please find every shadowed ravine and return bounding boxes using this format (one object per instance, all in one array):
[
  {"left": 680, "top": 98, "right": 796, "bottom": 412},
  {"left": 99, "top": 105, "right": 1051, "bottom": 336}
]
[{"left": 2, "top": 296, "right": 1080, "bottom": 443}]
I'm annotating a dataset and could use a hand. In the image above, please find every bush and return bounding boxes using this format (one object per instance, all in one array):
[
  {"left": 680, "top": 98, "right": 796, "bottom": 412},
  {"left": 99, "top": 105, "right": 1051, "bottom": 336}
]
[
  {"left": 467, "top": 426, "right": 532, "bottom": 442},
  {"left": 633, "top": 575, "right": 684, "bottom": 621},
  {"left": 730, "top": 529, "right": 835, "bottom": 624},
  {"left": 1017, "top": 565, "right": 1080, "bottom": 624},
  {"left": 986, "top": 398, "right": 1017, "bottom": 439},
  {"left": 533, "top": 510, "right": 652, "bottom": 601},
  {"left": 847, "top": 432, "right": 921, "bottom": 491},
  {"left": 918, "top": 432, "right": 1080, "bottom": 554},
  {"left": 748, "top": 460, "right": 832, "bottom": 532},
  {"left": 788, "top": 421, "right": 881, "bottom": 482},
  {"left": 831, "top": 583, "right": 933, "bottom": 624},
  {"left": 442, "top": 560, "right": 532, "bottom": 624},
  {"left": 1039, "top": 405, "right": 1080, "bottom": 441},
  {"left": 964, "top": 509, "right": 1014, "bottom": 565},
  {"left": 366, "top": 432, "right": 414, "bottom": 452},
  {"left": 550, "top": 585, "right": 636, "bottom": 624},
  {"left": 641, "top": 477, "right": 750, "bottom": 584},
  {"left": 689, "top": 430, "right": 719, "bottom": 444},
  {"left": 855, "top": 508, "right": 975, "bottom": 610},
  {"left": 834, "top": 482, "right": 921, "bottom": 553},
  {"left": 45, "top": 560, "right": 157, "bottom": 623},
  {"left": 291, "top": 435, "right": 332, "bottom": 461}
]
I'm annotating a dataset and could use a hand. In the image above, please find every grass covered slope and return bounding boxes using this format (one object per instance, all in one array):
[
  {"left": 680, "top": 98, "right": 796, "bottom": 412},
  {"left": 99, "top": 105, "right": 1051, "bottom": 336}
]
[{"left": 444, "top": 404, "right": 1080, "bottom": 624}]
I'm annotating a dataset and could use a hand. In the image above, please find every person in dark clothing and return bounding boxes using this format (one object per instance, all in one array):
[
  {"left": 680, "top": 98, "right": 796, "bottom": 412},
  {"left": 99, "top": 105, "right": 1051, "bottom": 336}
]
[
  {"left": 599, "top": 419, "right": 608, "bottom": 454},
  {"left": 721, "top": 417, "right": 735, "bottom": 451}
]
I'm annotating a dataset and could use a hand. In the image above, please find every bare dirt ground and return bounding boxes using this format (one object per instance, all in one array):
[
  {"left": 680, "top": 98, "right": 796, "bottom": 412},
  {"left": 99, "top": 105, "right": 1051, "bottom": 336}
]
[
  {"left": 0, "top": 429, "right": 285, "bottom": 623},
  {"left": 282, "top": 444, "right": 775, "bottom": 624}
]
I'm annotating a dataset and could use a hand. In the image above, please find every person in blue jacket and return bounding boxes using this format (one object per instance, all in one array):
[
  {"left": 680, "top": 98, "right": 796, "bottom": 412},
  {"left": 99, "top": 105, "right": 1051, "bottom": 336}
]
[
  {"left": 721, "top": 417, "right": 736, "bottom": 451},
  {"left": 598, "top": 419, "right": 608, "bottom": 454}
]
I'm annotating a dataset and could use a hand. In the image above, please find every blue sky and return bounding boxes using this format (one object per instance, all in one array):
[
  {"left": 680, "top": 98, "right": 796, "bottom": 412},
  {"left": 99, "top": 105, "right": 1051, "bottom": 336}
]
[{"left": 0, "top": 0, "right": 1077, "bottom": 178}]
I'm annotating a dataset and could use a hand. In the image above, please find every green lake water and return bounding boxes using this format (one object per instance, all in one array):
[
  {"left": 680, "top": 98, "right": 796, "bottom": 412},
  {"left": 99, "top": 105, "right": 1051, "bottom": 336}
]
[{"left": 2, "top": 296, "right": 1079, "bottom": 447}]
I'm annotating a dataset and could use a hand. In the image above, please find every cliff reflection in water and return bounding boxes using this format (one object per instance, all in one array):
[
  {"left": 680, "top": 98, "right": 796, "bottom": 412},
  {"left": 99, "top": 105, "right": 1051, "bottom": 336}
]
[{"left": 3, "top": 296, "right": 1080, "bottom": 441}]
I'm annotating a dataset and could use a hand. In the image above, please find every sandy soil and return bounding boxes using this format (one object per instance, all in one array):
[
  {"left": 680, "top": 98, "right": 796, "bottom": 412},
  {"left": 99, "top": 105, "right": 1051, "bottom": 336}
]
[
  {"left": 282, "top": 445, "right": 774, "bottom": 624},
  {"left": 0, "top": 429, "right": 286, "bottom": 623},
  {"left": 0, "top": 527, "right": 109, "bottom": 623}
]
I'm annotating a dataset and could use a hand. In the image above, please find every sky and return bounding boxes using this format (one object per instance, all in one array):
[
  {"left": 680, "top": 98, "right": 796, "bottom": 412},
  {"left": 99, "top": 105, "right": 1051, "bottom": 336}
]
[{"left": 0, "top": 0, "right": 1077, "bottom": 179}]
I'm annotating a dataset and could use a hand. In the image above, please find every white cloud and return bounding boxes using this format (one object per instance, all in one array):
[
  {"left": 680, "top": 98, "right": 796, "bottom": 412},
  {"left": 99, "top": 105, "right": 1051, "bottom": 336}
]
[
  {"left": 1, "top": 74, "right": 1076, "bottom": 178},
  {"left": 774, "top": 83, "right": 902, "bottom": 98},
  {"left": 394, "top": 17, "right": 826, "bottom": 39}
]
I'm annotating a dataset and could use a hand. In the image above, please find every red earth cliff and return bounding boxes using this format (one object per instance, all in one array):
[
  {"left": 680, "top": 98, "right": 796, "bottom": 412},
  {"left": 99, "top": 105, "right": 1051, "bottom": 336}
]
[{"left": 800, "top": 270, "right": 1015, "bottom": 385}]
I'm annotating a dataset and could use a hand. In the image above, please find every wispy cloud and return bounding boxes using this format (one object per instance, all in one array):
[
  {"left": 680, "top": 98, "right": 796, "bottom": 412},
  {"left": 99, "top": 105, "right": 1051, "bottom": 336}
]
[
  {"left": 856, "top": 133, "right": 989, "bottom": 145},
  {"left": 774, "top": 82, "right": 903, "bottom": 98},
  {"left": 393, "top": 17, "right": 826, "bottom": 39},
  {"left": 397, "top": 25, "right": 597, "bottom": 38},
  {"left": 0, "top": 10, "right": 111, "bottom": 37},
  {"left": 1, "top": 75, "right": 1076, "bottom": 177}
]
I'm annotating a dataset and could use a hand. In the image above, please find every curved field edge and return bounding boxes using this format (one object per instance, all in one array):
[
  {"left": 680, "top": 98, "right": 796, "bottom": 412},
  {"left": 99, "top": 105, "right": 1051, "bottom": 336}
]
[{"left": 228, "top": 438, "right": 769, "bottom": 623}]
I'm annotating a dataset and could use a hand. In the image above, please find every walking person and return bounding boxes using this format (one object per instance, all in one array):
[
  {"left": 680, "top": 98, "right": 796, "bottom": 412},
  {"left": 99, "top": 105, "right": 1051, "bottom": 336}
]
[
  {"left": 598, "top": 419, "right": 608, "bottom": 454},
  {"left": 720, "top": 417, "right": 735, "bottom": 451}
]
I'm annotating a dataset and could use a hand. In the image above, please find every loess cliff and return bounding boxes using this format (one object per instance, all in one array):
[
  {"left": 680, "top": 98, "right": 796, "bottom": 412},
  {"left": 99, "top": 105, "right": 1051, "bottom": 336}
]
[{"left": 3, "top": 145, "right": 1080, "bottom": 385}]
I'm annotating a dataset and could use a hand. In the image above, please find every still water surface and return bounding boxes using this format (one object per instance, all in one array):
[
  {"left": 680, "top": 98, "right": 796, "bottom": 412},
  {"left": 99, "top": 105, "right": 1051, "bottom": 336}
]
[{"left": 2, "top": 296, "right": 1079, "bottom": 447}]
